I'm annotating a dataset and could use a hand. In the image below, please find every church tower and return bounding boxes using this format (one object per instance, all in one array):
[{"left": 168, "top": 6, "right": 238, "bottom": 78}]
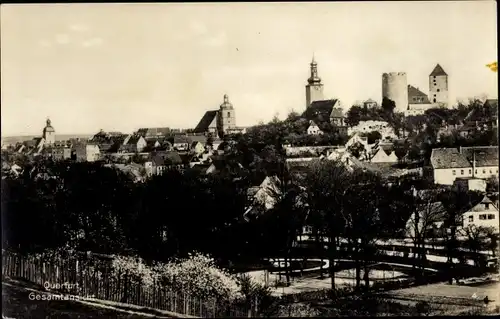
[
  {"left": 305, "top": 55, "right": 324, "bottom": 108},
  {"left": 217, "top": 94, "right": 236, "bottom": 137},
  {"left": 42, "top": 118, "right": 56, "bottom": 145},
  {"left": 429, "top": 64, "right": 449, "bottom": 107}
]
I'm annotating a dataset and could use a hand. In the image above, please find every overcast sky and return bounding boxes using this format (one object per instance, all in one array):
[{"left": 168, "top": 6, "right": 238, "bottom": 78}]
[{"left": 1, "top": 1, "right": 497, "bottom": 136}]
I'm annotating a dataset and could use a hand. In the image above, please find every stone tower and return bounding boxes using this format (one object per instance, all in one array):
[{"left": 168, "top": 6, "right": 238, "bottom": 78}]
[
  {"left": 382, "top": 72, "right": 408, "bottom": 113},
  {"left": 42, "top": 118, "right": 56, "bottom": 145},
  {"left": 305, "top": 56, "right": 324, "bottom": 108},
  {"left": 218, "top": 94, "right": 236, "bottom": 136},
  {"left": 429, "top": 64, "right": 449, "bottom": 107}
]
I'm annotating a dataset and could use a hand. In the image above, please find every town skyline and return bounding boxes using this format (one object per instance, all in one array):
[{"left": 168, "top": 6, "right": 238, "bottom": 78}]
[{"left": 1, "top": 1, "right": 497, "bottom": 136}]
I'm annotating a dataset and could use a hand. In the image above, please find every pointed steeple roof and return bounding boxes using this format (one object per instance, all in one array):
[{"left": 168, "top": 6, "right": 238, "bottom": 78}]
[{"left": 430, "top": 64, "right": 447, "bottom": 76}]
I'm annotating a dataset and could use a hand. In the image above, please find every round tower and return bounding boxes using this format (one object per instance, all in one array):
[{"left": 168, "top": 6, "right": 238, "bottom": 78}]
[{"left": 382, "top": 72, "right": 408, "bottom": 112}]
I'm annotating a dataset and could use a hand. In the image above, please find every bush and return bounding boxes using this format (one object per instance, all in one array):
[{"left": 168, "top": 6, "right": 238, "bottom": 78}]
[
  {"left": 415, "top": 300, "right": 431, "bottom": 315},
  {"left": 277, "top": 303, "right": 320, "bottom": 317}
]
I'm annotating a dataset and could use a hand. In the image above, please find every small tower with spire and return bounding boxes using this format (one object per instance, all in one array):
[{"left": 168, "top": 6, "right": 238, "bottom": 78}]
[
  {"left": 42, "top": 118, "right": 56, "bottom": 145},
  {"left": 429, "top": 63, "right": 449, "bottom": 107},
  {"left": 218, "top": 94, "right": 236, "bottom": 137},
  {"left": 305, "top": 55, "right": 324, "bottom": 108}
]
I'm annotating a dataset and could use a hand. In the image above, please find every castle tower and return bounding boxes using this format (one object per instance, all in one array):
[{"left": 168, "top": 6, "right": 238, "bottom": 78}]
[
  {"left": 218, "top": 94, "right": 236, "bottom": 136},
  {"left": 429, "top": 64, "right": 449, "bottom": 107},
  {"left": 42, "top": 118, "right": 56, "bottom": 145},
  {"left": 382, "top": 72, "right": 408, "bottom": 112},
  {"left": 305, "top": 55, "right": 324, "bottom": 108}
]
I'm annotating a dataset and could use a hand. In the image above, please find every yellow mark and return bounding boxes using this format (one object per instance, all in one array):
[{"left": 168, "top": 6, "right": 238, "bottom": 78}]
[{"left": 486, "top": 62, "right": 497, "bottom": 72}]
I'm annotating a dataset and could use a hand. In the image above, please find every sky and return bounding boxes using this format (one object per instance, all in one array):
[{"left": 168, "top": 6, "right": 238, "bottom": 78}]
[{"left": 1, "top": 2, "right": 498, "bottom": 136}]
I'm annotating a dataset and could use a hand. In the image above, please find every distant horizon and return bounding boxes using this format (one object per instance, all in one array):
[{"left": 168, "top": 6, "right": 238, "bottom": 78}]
[{"left": 1, "top": 2, "right": 497, "bottom": 136}]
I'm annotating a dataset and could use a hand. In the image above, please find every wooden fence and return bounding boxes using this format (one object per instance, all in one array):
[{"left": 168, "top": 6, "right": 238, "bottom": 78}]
[{"left": 2, "top": 250, "right": 249, "bottom": 318}]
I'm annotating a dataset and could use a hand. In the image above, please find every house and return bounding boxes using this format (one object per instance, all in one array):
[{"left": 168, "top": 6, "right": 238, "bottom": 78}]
[
  {"left": 145, "top": 138, "right": 172, "bottom": 152},
  {"left": 144, "top": 154, "right": 167, "bottom": 177},
  {"left": 52, "top": 146, "right": 72, "bottom": 161},
  {"left": 405, "top": 201, "right": 448, "bottom": 238},
  {"left": 306, "top": 120, "right": 323, "bottom": 135},
  {"left": 88, "top": 130, "right": 128, "bottom": 153},
  {"left": 189, "top": 141, "right": 206, "bottom": 155},
  {"left": 243, "top": 175, "right": 281, "bottom": 220},
  {"left": 430, "top": 146, "right": 499, "bottom": 185},
  {"left": 363, "top": 98, "right": 378, "bottom": 109},
  {"left": 120, "top": 135, "right": 147, "bottom": 153},
  {"left": 171, "top": 136, "right": 190, "bottom": 151},
  {"left": 302, "top": 99, "right": 348, "bottom": 135},
  {"left": 76, "top": 144, "right": 100, "bottom": 162},
  {"left": 462, "top": 196, "right": 499, "bottom": 234},
  {"left": 405, "top": 85, "right": 434, "bottom": 116},
  {"left": 205, "top": 156, "right": 244, "bottom": 175}
]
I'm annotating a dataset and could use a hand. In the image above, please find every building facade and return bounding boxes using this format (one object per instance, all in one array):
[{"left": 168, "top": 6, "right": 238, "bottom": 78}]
[{"left": 462, "top": 196, "right": 499, "bottom": 234}]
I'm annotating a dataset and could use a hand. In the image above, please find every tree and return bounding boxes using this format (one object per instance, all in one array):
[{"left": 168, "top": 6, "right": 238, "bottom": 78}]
[
  {"left": 345, "top": 105, "right": 363, "bottom": 127},
  {"left": 461, "top": 225, "right": 491, "bottom": 268},
  {"left": 381, "top": 97, "right": 396, "bottom": 116},
  {"left": 304, "top": 160, "right": 351, "bottom": 290},
  {"left": 406, "top": 188, "right": 445, "bottom": 282},
  {"left": 342, "top": 172, "right": 384, "bottom": 290}
]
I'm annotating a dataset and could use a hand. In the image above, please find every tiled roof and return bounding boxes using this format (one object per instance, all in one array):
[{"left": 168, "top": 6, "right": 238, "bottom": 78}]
[
  {"left": 194, "top": 110, "right": 218, "bottom": 133},
  {"left": 430, "top": 148, "right": 471, "bottom": 169},
  {"left": 137, "top": 127, "right": 171, "bottom": 137},
  {"left": 150, "top": 154, "right": 165, "bottom": 166},
  {"left": 430, "top": 64, "right": 447, "bottom": 76},
  {"left": 162, "top": 151, "right": 183, "bottom": 165},
  {"left": 303, "top": 99, "right": 339, "bottom": 122},
  {"left": 125, "top": 135, "right": 143, "bottom": 145},
  {"left": 407, "top": 85, "right": 430, "bottom": 103},
  {"left": 461, "top": 146, "right": 499, "bottom": 167}
]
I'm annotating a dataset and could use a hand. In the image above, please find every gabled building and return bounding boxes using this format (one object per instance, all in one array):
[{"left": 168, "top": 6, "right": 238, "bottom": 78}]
[
  {"left": 120, "top": 135, "right": 147, "bottom": 153},
  {"left": 171, "top": 136, "right": 190, "bottom": 151},
  {"left": 462, "top": 196, "right": 499, "bottom": 234},
  {"left": 430, "top": 146, "right": 499, "bottom": 185},
  {"left": 306, "top": 120, "right": 323, "bottom": 135},
  {"left": 194, "top": 94, "right": 244, "bottom": 138},
  {"left": 244, "top": 175, "right": 281, "bottom": 220}
]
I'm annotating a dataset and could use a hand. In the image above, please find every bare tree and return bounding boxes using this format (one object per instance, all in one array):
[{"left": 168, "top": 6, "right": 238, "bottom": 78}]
[{"left": 406, "top": 189, "right": 446, "bottom": 282}]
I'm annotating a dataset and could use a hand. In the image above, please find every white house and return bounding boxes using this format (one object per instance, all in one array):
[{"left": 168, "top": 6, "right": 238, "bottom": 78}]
[
  {"left": 430, "top": 146, "right": 499, "bottom": 185},
  {"left": 462, "top": 196, "right": 499, "bottom": 234},
  {"left": 307, "top": 120, "right": 323, "bottom": 135},
  {"left": 243, "top": 176, "right": 281, "bottom": 220}
]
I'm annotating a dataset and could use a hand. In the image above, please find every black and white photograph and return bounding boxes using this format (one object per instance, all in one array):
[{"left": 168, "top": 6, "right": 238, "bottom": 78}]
[{"left": 1, "top": 1, "right": 499, "bottom": 317}]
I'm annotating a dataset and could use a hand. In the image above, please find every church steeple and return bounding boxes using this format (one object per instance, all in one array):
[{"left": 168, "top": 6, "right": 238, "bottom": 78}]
[{"left": 308, "top": 55, "right": 321, "bottom": 84}]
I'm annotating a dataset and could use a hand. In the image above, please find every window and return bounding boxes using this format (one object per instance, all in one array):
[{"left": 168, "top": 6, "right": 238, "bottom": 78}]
[
  {"left": 452, "top": 170, "right": 456, "bottom": 175},
  {"left": 227, "top": 112, "right": 230, "bottom": 117},
  {"left": 437, "top": 89, "right": 440, "bottom": 92},
  {"left": 460, "top": 169, "right": 464, "bottom": 175},
  {"left": 469, "top": 215, "right": 474, "bottom": 222},
  {"left": 433, "top": 98, "right": 437, "bottom": 103},
  {"left": 487, "top": 214, "right": 495, "bottom": 220},
  {"left": 485, "top": 203, "right": 490, "bottom": 209},
  {"left": 475, "top": 169, "right": 478, "bottom": 174},
  {"left": 483, "top": 169, "right": 486, "bottom": 174},
  {"left": 469, "top": 169, "right": 472, "bottom": 174},
  {"left": 479, "top": 214, "right": 487, "bottom": 220}
]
